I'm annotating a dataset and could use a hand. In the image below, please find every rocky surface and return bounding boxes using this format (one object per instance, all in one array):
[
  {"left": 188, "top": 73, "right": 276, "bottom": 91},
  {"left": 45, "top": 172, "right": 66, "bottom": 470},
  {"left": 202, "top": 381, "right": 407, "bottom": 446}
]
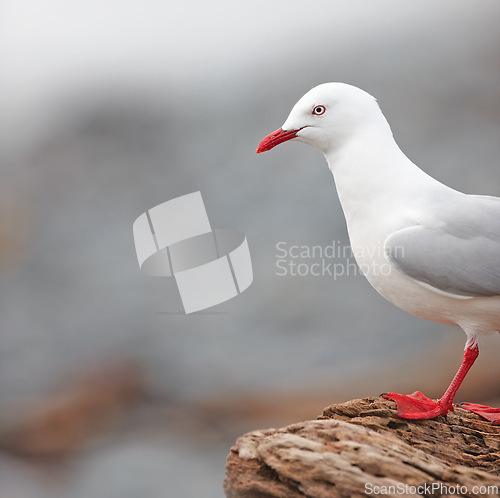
[{"left": 224, "top": 397, "right": 500, "bottom": 497}]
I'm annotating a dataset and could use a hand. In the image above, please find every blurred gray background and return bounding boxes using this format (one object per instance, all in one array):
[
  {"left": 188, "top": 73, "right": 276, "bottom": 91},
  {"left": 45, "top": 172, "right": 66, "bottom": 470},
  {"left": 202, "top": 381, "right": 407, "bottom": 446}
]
[{"left": 1, "top": 1, "right": 500, "bottom": 497}]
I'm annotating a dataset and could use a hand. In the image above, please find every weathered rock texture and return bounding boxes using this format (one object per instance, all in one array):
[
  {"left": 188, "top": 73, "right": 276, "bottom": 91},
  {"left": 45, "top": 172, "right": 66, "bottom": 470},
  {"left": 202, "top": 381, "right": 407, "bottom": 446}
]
[{"left": 224, "top": 397, "right": 500, "bottom": 497}]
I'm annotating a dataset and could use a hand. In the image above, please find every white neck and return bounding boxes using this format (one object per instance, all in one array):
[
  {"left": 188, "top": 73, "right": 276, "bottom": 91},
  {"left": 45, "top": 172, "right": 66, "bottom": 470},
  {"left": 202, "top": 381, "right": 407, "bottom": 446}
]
[{"left": 324, "top": 126, "right": 447, "bottom": 240}]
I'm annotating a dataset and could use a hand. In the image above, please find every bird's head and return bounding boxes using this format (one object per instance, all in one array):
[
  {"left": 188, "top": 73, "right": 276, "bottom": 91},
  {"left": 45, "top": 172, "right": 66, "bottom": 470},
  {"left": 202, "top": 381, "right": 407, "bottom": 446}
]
[{"left": 256, "top": 82, "right": 388, "bottom": 155}]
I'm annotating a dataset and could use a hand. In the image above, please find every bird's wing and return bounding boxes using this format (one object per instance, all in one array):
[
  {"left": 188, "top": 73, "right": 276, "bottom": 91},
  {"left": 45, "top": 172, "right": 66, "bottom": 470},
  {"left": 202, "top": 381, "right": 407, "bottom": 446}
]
[{"left": 384, "top": 195, "right": 500, "bottom": 298}]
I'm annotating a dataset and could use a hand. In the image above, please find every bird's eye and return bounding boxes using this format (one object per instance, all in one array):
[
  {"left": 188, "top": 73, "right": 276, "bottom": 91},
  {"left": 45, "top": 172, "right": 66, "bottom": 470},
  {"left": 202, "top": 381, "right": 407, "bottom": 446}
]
[{"left": 312, "top": 105, "right": 326, "bottom": 116}]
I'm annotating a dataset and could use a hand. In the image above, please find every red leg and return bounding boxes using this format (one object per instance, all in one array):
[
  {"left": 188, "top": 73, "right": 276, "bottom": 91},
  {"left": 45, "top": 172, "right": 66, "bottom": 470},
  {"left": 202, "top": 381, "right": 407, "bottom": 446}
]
[{"left": 382, "top": 345, "right": 479, "bottom": 421}]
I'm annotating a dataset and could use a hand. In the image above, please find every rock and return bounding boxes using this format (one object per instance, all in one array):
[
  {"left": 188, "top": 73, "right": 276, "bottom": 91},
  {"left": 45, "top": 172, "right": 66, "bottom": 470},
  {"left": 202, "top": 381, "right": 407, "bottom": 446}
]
[{"left": 224, "top": 397, "right": 500, "bottom": 497}]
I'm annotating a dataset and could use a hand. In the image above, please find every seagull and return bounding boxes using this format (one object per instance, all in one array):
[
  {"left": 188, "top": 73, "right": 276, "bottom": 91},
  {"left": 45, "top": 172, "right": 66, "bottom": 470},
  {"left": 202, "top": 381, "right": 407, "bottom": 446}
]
[{"left": 257, "top": 83, "right": 500, "bottom": 425}]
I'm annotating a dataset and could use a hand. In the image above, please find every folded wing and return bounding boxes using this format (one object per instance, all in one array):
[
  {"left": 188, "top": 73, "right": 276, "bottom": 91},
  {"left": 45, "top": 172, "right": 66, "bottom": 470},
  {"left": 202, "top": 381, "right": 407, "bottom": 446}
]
[{"left": 385, "top": 195, "right": 500, "bottom": 298}]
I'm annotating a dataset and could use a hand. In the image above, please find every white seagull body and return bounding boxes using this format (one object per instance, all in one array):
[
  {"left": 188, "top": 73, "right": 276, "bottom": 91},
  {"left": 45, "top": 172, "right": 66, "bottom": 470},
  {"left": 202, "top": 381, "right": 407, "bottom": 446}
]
[{"left": 257, "top": 83, "right": 500, "bottom": 424}]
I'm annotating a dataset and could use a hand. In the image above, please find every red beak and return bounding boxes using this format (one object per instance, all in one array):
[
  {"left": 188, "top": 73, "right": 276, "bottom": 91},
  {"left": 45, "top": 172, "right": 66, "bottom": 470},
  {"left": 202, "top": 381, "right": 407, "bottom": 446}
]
[{"left": 256, "top": 127, "right": 302, "bottom": 153}]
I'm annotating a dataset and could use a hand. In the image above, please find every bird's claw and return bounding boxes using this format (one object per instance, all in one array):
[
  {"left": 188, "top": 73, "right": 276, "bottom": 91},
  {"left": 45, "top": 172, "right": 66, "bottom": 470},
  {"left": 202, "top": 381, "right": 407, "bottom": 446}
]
[
  {"left": 457, "top": 402, "right": 500, "bottom": 425},
  {"left": 381, "top": 391, "right": 452, "bottom": 420}
]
